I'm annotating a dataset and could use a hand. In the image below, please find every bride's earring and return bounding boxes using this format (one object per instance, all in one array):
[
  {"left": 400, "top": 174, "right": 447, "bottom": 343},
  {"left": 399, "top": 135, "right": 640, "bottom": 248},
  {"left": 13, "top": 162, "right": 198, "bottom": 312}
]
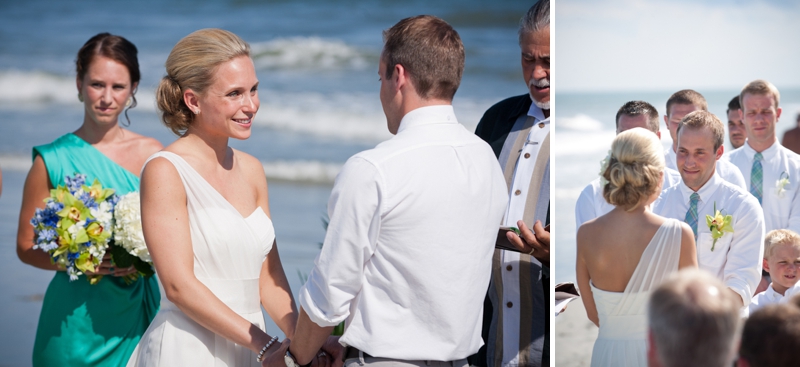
[
  {"left": 125, "top": 98, "right": 132, "bottom": 107},
  {"left": 78, "top": 93, "right": 84, "bottom": 102}
]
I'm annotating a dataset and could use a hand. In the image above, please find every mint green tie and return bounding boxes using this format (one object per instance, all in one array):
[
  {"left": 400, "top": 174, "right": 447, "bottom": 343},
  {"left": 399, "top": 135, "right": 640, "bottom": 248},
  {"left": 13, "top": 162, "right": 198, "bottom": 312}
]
[
  {"left": 750, "top": 152, "right": 763, "bottom": 204},
  {"left": 685, "top": 192, "right": 700, "bottom": 238}
]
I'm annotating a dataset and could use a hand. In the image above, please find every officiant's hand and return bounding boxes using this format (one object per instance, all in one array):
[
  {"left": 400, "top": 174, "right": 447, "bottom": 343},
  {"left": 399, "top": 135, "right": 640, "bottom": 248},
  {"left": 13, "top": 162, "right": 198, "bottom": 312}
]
[
  {"left": 507, "top": 220, "right": 549, "bottom": 266},
  {"left": 321, "top": 336, "right": 344, "bottom": 367}
]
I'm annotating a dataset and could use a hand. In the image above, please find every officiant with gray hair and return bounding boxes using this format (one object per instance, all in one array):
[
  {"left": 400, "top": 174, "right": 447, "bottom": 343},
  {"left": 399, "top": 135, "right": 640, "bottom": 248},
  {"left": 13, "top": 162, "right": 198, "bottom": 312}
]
[{"left": 470, "top": 1, "right": 550, "bottom": 366}]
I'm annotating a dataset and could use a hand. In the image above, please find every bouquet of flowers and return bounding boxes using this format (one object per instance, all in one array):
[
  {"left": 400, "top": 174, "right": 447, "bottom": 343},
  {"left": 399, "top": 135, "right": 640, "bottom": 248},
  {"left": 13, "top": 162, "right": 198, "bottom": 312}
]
[
  {"left": 31, "top": 174, "right": 117, "bottom": 283},
  {"left": 111, "top": 192, "right": 154, "bottom": 278}
]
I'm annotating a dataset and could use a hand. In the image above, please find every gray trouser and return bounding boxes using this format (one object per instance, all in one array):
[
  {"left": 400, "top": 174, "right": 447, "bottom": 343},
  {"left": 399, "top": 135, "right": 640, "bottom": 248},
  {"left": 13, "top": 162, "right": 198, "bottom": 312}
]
[{"left": 344, "top": 351, "right": 468, "bottom": 367}]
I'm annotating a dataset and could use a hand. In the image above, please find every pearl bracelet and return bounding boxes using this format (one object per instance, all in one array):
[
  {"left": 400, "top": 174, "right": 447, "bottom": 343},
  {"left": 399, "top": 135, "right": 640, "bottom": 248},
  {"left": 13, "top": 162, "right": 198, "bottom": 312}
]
[{"left": 256, "top": 335, "right": 279, "bottom": 362}]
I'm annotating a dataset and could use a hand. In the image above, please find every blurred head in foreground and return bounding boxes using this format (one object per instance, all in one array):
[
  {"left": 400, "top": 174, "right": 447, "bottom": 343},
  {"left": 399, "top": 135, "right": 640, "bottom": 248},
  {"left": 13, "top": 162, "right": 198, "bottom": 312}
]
[{"left": 647, "top": 268, "right": 741, "bottom": 367}]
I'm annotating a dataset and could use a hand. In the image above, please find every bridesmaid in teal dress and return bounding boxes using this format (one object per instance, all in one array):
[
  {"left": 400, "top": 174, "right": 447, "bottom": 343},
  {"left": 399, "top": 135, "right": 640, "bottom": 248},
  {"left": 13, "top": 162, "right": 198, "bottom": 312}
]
[{"left": 15, "top": 33, "right": 162, "bottom": 366}]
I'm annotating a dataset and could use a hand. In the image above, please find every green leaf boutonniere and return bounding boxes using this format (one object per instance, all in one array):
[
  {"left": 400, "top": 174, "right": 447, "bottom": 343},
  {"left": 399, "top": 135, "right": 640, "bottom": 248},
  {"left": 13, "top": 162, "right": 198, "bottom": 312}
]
[{"left": 705, "top": 203, "right": 733, "bottom": 251}]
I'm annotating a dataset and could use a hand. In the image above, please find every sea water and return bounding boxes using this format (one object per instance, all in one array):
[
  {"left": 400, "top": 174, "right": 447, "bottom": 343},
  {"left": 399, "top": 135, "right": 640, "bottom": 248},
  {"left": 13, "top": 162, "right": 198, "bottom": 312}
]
[
  {"left": 0, "top": 0, "right": 525, "bottom": 365},
  {"left": 554, "top": 89, "right": 800, "bottom": 284}
]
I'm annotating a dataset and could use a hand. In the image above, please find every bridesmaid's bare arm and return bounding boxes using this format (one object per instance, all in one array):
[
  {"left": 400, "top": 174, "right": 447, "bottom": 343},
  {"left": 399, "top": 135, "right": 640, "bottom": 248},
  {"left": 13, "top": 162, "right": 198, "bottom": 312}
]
[
  {"left": 17, "top": 156, "right": 61, "bottom": 270},
  {"left": 140, "top": 156, "right": 274, "bottom": 353}
]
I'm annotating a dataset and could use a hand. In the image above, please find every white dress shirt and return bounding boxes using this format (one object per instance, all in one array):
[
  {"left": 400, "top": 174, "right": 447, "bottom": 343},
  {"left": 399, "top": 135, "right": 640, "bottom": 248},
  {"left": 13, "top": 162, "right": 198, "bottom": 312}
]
[
  {"left": 298, "top": 105, "right": 509, "bottom": 361},
  {"left": 653, "top": 173, "right": 765, "bottom": 308},
  {"left": 575, "top": 167, "right": 681, "bottom": 228},
  {"left": 498, "top": 103, "right": 548, "bottom": 366},
  {"left": 749, "top": 284, "right": 782, "bottom": 314},
  {"left": 725, "top": 141, "right": 800, "bottom": 233},
  {"left": 666, "top": 148, "right": 746, "bottom": 189}
]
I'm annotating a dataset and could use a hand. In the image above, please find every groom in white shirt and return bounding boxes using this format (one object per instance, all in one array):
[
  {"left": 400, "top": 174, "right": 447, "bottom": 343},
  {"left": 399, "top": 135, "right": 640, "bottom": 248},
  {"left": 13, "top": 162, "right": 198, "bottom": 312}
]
[
  {"left": 724, "top": 80, "right": 800, "bottom": 234},
  {"left": 267, "top": 15, "right": 509, "bottom": 367},
  {"left": 654, "top": 110, "right": 764, "bottom": 312}
]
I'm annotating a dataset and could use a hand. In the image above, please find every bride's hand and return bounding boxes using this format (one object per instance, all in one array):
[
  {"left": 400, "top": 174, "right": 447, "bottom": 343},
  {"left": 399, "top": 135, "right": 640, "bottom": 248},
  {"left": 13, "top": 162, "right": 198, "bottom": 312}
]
[
  {"left": 321, "top": 336, "right": 344, "bottom": 367},
  {"left": 262, "top": 339, "right": 290, "bottom": 367},
  {"left": 85, "top": 254, "right": 137, "bottom": 277}
]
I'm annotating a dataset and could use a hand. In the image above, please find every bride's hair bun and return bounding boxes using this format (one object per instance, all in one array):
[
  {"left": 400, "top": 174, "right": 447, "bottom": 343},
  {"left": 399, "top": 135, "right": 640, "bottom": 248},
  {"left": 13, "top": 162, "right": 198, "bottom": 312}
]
[
  {"left": 602, "top": 128, "right": 665, "bottom": 211},
  {"left": 156, "top": 28, "right": 250, "bottom": 136}
]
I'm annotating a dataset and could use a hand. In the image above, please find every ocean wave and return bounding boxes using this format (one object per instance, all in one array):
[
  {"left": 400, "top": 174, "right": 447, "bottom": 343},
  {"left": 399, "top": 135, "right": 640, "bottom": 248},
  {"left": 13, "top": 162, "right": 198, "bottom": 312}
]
[
  {"left": 0, "top": 70, "right": 158, "bottom": 109},
  {"left": 251, "top": 37, "right": 374, "bottom": 71},
  {"left": 558, "top": 113, "right": 605, "bottom": 131},
  {"left": 0, "top": 154, "right": 340, "bottom": 184}
]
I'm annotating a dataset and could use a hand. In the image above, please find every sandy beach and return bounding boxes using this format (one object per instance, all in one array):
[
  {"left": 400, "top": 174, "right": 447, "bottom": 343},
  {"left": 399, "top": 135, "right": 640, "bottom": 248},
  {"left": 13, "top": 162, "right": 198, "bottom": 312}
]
[{"left": 555, "top": 298, "right": 597, "bottom": 366}]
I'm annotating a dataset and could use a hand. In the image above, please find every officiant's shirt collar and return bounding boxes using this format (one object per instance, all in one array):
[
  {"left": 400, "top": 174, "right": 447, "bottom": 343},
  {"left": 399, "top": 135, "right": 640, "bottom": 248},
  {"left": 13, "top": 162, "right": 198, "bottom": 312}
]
[
  {"left": 527, "top": 101, "right": 546, "bottom": 121},
  {"left": 679, "top": 171, "right": 721, "bottom": 203},
  {"left": 397, "top": 105, "right": 457, "bottom": 134}
]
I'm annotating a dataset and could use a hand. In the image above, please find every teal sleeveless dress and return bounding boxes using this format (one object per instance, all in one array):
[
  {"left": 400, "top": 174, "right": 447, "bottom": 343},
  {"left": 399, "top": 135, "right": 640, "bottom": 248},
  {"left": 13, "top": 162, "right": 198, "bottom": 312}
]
[{"left": 31, "top": 133, "right": 160, "bottom": 367}]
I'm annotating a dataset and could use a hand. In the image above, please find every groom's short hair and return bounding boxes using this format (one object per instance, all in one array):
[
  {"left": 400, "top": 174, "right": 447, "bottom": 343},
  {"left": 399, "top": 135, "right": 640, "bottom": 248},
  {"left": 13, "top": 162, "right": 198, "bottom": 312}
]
[
  {"left": 676, "top": 110, "right": 725, "bottom": 151},
  {"left": 648, "top": 269, "right": 741, "bottom": 367},
  {"left": 382, "top": 15, "right": 464, "bottom": 101},
  {"left": 615, "top": 100, "right": 660, "bottom": 133}
]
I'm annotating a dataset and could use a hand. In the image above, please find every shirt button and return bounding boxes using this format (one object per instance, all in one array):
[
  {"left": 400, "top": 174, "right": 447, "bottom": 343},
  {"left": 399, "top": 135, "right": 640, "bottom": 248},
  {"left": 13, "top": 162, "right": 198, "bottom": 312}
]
[
  {"left": 515, "top": 190, "right": 521, "bottom": 196},
  {"left": 506, "top": 302, "right": 513, "bottom": 308},
  {"left": 524, "top": 153, "right": 531, "bottom": 159},
  {"left": 506, "top": 265, "right": 513, "bottom": 271}
]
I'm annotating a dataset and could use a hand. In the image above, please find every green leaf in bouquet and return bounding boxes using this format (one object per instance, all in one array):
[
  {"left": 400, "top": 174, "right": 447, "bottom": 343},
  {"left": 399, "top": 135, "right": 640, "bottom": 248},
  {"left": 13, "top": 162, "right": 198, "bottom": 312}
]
[
  {"left": 108, "top": 242, "right": 136, "bottom": 268},
  {"left": 133, "top": 258, "right": 155, "bottom": 278}
]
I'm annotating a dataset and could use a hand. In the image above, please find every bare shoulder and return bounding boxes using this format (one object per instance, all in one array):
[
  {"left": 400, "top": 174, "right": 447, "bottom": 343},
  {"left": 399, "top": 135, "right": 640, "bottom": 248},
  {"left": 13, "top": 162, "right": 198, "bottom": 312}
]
[
  {"left": 141, "top": 156, "right": 180, "bottom": 186},
  {"left": 234, "top": 149, "right": 266, "bottom": 183},
  {"left": 122, "top": 129, "right": 163, "bottom": 157}
]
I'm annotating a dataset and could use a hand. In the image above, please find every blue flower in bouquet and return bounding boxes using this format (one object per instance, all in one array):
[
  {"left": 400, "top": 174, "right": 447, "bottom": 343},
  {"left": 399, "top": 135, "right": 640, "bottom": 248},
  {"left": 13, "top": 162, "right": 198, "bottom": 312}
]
[
  {"left": 64, "top": 174, "right": 86, "bottom": 192},
  {"left": 31, "top": 173, "right": 117, "bottom": 283}
]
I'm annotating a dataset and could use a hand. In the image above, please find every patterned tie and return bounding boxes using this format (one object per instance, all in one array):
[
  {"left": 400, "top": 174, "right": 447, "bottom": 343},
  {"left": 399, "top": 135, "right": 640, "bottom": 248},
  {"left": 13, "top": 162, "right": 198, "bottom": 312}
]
[
  {"left": 751, "top": 152, "right": 763, "bottom": 204},
  {"left": 685, "top": 192, "right": 700, "bottom": 237}
]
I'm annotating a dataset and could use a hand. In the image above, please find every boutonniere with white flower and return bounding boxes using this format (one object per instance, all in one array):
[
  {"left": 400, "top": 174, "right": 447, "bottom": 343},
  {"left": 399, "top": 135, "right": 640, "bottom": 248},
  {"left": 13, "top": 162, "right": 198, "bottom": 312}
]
[
  {"left": 776, "top": 172, "right": 790, "bottom": 198},
  {"left": 706, "top": 202, "right": 733, "bottom": 251},
  {"left": 599, "top": 150, "right": 612, "bottom": 185}
]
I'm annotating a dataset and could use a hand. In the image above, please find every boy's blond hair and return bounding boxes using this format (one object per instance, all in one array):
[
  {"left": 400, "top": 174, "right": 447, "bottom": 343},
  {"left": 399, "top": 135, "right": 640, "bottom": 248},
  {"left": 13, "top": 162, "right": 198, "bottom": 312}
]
[{"left": 764, "top": 229, "right": 800, "bottom": 259}]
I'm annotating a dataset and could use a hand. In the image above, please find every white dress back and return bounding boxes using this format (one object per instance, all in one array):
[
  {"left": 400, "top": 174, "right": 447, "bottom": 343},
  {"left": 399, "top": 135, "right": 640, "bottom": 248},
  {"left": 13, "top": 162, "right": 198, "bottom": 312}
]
[
  {"left": 589, "top": 218, "right": 683, "bottom": 367},
  {"left": 128, "top": 151, "right": 275, "bottom": 367}
]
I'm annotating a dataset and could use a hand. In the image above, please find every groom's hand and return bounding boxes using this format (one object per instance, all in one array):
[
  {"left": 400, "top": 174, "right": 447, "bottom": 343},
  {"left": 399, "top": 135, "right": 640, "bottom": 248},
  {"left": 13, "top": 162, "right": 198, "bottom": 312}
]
[
  {"left": 321, "top": 336, "right": 344, "bottom": 367},
  {"left": 262, "top": 339, "right": 290, "bottom": 367}
]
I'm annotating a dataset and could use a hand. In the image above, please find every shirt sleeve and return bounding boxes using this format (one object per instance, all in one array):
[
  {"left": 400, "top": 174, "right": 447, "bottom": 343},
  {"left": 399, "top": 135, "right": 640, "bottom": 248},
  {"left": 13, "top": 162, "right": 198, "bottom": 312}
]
[
  {"left": 298, "top": 156, "right": 383, "bottom": 327},
  {"left": 575, "top": 183, "right": 596, "bottom": 229},
  {"left": 723, "top": 196, "right": 765, "bottom": 306},
  {"left": 788, "top": 176, "right": 800, "bottom": 234}
]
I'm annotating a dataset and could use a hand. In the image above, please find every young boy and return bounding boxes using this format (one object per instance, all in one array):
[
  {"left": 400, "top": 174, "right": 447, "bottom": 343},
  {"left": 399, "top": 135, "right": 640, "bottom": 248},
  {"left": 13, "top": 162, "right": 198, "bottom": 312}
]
[{"left": 750, "top": 229, "right": 800, "bottom": 314}]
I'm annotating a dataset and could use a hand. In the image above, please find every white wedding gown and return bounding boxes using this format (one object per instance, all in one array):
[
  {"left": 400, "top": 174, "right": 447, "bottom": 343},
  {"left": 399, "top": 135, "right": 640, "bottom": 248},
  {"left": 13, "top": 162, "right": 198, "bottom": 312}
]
[
  {"left": 589, "top": 218, "right": 682, "bottom": 367},
  {"left": 127, "top": 152, "right": 276, "bottom": 367}
]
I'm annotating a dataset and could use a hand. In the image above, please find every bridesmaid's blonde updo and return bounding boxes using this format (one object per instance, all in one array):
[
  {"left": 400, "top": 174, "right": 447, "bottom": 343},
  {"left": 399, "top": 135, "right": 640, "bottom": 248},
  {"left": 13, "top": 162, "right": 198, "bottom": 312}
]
[
  {"left": 157, "top": 28, "right": 250, "bottom": 135},
  {"left": 602, "top": 127, "right": 665, "bottom": 211}
]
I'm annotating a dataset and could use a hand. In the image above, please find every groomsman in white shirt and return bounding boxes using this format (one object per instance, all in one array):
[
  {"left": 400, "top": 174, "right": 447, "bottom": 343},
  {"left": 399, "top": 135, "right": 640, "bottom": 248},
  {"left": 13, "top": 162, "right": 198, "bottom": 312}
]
[
  {"left": 727, "top": 95, "right": 746, "bottom": 150},
  {"left": 575, "top": 100, "right": 681, "bottom": 227},
  {"left": 654, "top": 111, "right": 765, "bottom": 312},
  {"left": 663, "top": 90, "right": 746, "bottom": 189},
  {"left": 724, "top": 80, "right": 800, "bottom": 234},
  {"left": 270, "top": 15, "right": 509, "bottom": 367}
]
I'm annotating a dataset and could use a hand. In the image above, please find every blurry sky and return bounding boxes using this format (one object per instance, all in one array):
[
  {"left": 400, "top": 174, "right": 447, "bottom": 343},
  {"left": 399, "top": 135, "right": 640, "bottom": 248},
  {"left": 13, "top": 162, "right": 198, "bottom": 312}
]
[{"left": 556, "top": 0, "right": 800, "bottom": 92}]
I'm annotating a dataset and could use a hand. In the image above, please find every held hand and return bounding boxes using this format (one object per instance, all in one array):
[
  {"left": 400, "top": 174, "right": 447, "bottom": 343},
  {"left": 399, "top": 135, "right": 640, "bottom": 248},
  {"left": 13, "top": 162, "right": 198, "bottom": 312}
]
[
  {"left": 85, "top": 254, "right": 138, "bottom": 277},
  {"left": 262, "top": 339, "right": 290, "bottom": 367},
  {"left": 506, "top": 220, "right": 550, "bottom": 266},
  {"left": 321, "top": 336, "right": 344, "bottom": 367},
  {"left": 310, "top": 351, "right": 331, "bottom": 367}
]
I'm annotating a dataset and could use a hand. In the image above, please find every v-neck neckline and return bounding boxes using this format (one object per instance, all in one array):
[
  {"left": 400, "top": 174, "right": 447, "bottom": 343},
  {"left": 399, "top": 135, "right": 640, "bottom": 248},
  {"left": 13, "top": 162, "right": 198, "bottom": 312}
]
[{"left": 158, "top": 151, "right": 261, "bottom": 219}]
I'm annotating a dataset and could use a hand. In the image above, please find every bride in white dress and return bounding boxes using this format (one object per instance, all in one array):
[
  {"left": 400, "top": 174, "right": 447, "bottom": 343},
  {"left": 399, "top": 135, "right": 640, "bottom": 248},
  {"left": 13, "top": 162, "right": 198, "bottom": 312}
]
[
  {"left": 576, "top": 128, "right": 698, "bottom": 366},
  {"left": 128, "top": 29, "right": 322, "bottom": 367}
]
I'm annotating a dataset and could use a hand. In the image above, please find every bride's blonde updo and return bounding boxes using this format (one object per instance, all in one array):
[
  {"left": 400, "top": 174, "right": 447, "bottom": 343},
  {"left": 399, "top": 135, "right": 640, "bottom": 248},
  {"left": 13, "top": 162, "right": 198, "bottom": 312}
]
[
  {"left": 156, "top": 28, "right": 250, "bottom": 135},
  {"left": 602, "top": 127, "right": 665, "bottom": 211}
]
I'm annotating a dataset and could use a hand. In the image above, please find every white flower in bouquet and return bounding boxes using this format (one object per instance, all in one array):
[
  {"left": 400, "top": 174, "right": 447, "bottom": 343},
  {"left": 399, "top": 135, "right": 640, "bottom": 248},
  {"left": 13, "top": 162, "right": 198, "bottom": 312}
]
[{"left": 113, "top": 192, "right": 151, "bottom": 263}]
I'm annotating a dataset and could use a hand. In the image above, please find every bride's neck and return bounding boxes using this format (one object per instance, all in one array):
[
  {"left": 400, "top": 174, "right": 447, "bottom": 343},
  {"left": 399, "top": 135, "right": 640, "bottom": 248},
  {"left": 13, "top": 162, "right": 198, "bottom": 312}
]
[{"left": 181, "top": 126, "right": 231, "bottom": 167}]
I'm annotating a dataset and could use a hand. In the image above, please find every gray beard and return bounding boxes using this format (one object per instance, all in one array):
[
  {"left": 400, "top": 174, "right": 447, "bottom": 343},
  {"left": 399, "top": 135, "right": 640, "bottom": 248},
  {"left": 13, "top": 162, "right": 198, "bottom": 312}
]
[{"left": 531, "top": 96, "right": 550, "bottom": 110}]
